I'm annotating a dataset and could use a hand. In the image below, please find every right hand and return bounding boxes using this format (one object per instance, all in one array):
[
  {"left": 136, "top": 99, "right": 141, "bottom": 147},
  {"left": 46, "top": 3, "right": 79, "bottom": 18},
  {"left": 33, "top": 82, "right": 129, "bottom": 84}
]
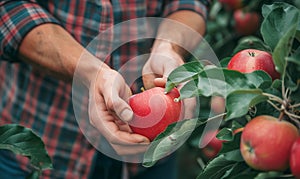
[{"left": 88, "top": 66, "right": 150, "bottom": 156}]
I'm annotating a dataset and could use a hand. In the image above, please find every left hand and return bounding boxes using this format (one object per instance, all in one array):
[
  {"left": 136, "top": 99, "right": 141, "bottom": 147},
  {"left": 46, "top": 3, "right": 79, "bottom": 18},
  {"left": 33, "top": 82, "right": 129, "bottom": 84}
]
[
  {"left": 142, "top": 42, "right": 184, "bottom": 89},
  {"left": 142, "top": 42, "right": 197, "bottom": 120}
]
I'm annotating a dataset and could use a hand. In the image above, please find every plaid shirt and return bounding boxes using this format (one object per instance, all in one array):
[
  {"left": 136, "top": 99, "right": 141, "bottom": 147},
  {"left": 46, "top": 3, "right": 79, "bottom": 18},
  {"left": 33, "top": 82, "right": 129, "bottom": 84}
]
[{"left": 0, "top": 0, "right": 209, "bottom": 178}]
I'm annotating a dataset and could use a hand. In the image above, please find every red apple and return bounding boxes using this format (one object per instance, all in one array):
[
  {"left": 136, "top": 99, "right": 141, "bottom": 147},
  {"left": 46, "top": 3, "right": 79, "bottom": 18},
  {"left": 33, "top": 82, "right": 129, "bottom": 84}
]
[
  {"left": 290, "top": 137, "right": 300, "bottom": 179},
  {"left": 200, "top": 130, "right": 223, "bottom": 159},
  {"left": 240, "top": 115, "right": 299, "bottom": 171},
  {"left": 227, "top": 49, "right": 280, "bottom": 80},
  {"left": 234, "top": 10, "right": 260, "bottom": 36},
  {"left": 219, "top": 0, "right": 243, "bottom": 10},
  {"left": 128, "top": 87, "right": 183, "bottom": 141}
]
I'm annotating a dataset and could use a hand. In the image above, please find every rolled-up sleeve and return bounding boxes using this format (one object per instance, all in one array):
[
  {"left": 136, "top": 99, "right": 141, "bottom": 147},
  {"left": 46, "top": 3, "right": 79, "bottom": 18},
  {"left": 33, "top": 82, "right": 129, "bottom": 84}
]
[
  {"left": 0, "top": 1, "right": 60, "bottom": 62},
  {"left": 162, "top": 0, "right": 210, "bottom": 20}
]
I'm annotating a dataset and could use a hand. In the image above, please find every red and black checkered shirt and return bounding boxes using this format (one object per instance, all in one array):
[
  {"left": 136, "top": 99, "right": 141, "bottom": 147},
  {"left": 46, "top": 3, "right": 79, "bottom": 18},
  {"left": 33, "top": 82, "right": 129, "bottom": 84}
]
[{"left": 0, "top": 0, "right": 209, "bottom": 178}]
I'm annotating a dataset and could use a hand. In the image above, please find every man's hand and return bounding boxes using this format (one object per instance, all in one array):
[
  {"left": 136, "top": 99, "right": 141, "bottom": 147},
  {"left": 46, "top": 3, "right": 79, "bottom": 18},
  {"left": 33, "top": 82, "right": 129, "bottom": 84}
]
[
  {"left": 18, "top": 24, "right": 150, "bottom": 156},
  {"left": 142, "top": 10, "right": 206, "bottom": 120},
  {"left": 88, "top": 67, "right": 150, "bottom": 155},
  {"left": 142, "top": 41, "right": 197, "bottom": 120},
  {"left": 142, "top": 41, "right": 184, "bottom": 89}
]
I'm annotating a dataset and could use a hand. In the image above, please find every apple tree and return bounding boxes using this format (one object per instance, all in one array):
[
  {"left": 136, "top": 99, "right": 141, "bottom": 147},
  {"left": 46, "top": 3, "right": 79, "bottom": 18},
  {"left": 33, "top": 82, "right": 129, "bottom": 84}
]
[{"left": 143, "top": 2, "right": 300, "bottom": 179}]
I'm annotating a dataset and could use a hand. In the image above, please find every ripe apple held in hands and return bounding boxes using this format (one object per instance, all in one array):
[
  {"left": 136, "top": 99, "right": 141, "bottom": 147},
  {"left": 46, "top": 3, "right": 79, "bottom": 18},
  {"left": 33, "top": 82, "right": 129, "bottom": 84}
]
[
  {"left": 228, "top": 49, "right": 280, "bottom": 80},
  {"left": 290, "top": 137, "right": 300, "bottom": 179},
  {"left": 240, "top": 115, "right": 299, "bottom": 171},
  {"left": 200, "top": 130, "right": 223, "bottom": 159},
  {"left": 128, "top": 87, "right": 183, "bottom": 141},
  {"left": 233, "top": 9, "right": 260, "bottom": 36}
]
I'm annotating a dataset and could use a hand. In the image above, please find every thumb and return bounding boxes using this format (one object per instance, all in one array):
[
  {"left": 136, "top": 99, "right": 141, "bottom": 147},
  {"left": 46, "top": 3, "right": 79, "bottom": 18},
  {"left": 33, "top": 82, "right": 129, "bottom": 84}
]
[{"left": 114, "top": 99, "right": 133, "bottom": 122}]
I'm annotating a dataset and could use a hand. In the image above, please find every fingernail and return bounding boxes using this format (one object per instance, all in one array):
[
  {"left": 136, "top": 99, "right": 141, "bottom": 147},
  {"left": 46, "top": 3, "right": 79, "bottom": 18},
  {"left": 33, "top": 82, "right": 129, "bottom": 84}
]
[{"left": 121, "top": 108, "right": 133, "bottom": 122}]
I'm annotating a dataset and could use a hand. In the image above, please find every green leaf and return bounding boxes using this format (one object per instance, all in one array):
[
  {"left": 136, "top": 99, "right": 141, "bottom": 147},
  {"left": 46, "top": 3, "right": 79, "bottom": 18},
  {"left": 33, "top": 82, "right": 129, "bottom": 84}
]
[
  {"left": 285, "top": 46, "right": 300, "bottom": 91},
  {"left": 232, "top": 36, "right": 271, "bottom": 55},
  {"left": 219, "top": 132, "right": 242, "bottom": 154},
  {"left": 197, "top": 67, "right": 255, "bottom": 97},
  {"left": 244, "top": 71, "right": 272, "bottom": 89},
  {"left": 220, "top": 57, "right": 231, "bottom": 68},
  {"left": 143, "top": 118, "right": 202, "bottom": 167},
  {"left": 261, "top": 2, "right": 296, "bottom": 19},
  {"left": 221, "top": 162, "right": 249, "bottom": 179},
  {"left": 199, "top": 68, "right": 273, "bottom": 98},
  {"left": 166, "top": 61, "right": 203, "bottom": 92},
  {"left": 178, "top": 78, "right": 200, "bottom": 99},
  {"left": 255, "top": 171, "right": 283, "bottom": 179},
  {"left": 231, "top": 121, "right": 244, "bottom": 131},
  {"left": 223, "top": 149, "right": 244, "bottom": 162},
  {"left": 216, "top": 128, "right": 233, "bottom": 141},
  {"left": 261, "top": 3, "right": 300, "bottom": 50},
  {"left": 178, "top": 67, "right": 271, "bottom": 102},
  {"left": 0, "top": 124, "right": 52, "bottom": 171},
  {"left": 197, "top": 155, "right": 236, "bottom": 179},
  {"left": 273, "top": 23, "right": 298, "bottom": 75},
  {"left": 225, "top": 89, "right": 268, "bottom": 120},
  {"left": 230, "top": 171, "right": 260, "bottom": 179}
]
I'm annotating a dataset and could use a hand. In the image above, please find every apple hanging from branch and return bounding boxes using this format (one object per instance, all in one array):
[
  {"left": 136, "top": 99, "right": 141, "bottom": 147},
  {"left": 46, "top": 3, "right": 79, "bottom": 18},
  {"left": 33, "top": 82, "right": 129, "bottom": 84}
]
[
  {"left": 240, "top": 115, "right": 299, "bottom": 171},
  {"left": 228, "top": 49, "right": 280, "bottom": 80},
  {"left": 233, "top": 10, "right": 260, "bottom": 36}
]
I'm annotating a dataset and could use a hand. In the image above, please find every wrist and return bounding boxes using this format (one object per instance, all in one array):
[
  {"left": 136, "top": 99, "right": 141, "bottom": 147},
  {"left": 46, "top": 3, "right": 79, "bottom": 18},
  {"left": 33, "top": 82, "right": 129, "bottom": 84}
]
[
  {"left": 151, "top": 39, "right": 186, "bottom": 59},
  {"left": 74, "top": 51, "right": 110, "bottom": 88}
]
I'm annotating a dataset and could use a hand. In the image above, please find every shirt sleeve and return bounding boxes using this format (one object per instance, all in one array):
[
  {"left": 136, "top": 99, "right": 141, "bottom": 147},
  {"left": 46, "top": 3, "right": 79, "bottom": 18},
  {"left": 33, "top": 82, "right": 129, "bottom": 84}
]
[
  {"left": 162, "top": 0, "right": 210, "bottom": 20},
  {"left": 0, "top": 1, "right": 61, "bottom": 62}
]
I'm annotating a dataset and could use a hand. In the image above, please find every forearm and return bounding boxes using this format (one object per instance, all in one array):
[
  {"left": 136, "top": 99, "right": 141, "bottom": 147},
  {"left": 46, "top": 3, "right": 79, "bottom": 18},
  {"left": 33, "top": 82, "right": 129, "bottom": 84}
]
[
  {"left": 18, "top": 23, "right": 108, "bottom": 84},
  {"left": 153, "top": 10, "right": 206, "bottom": 57}
]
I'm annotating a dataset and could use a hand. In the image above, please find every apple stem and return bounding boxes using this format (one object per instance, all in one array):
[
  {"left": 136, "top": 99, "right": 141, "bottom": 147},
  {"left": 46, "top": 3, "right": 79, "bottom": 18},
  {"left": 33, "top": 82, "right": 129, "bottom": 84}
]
[
  {"left": 248, "top": 51, "right": 255, "bottom": 57},
  {"left": 278, "top": 111, "right": 285, "bottom": 121},
  {"left": 174, "top": 98, "right": 180, "bottom": 102}
]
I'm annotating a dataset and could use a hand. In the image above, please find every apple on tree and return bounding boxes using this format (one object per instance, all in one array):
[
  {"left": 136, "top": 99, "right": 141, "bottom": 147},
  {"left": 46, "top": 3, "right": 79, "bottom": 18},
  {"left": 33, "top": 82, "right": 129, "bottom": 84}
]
[
  {"left": 200, "top": 130, "right": 223, "bottom": 159},
  {"left": 128, "top": 87, "right": 183, "bottom": 141},
  {"left": 290, "top": 137, "right": 300, "bottom": 179},
  {"left": 233, "top": 9, "right": 260, "bottom": 36},
  {"left": 227, "top": 49, "right": 280, "bottom": 80},
  {"left": 240, "top": 115, "right": 299, "bottom": 171}
]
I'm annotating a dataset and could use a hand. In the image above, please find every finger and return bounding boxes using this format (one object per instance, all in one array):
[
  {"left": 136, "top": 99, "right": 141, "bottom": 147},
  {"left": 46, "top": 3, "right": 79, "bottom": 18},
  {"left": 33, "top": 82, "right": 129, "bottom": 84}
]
[
  {"left": 153, "top": 78, "right": 166, "bottom": 87},
  {"left": 142, "top": 73, "right": 158, "bottom": 90},
  {"left": 104, "top": 120, "right": 150, "bottom": 145}
]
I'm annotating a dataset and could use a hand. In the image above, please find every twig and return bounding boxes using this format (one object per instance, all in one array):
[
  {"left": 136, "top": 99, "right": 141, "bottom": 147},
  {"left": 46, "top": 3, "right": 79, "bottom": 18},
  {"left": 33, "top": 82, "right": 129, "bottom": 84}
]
[
  {"left": 267, "top": 100, "right": 281, "bottom": 111},
  {"left": 284, "top": 88, "right": 290, "bottom": 100},
  {"left": 285, "top": 113, "right": 300, "bottom": 130},
  {"left": 290, "top": 103, "right": 300, "bottom": 109},
  {"left": 262, "top": 93, "right": 284, "bottom": 104},
  {"left": 284, "top": 109, "right": 300, "bottom": 119}
]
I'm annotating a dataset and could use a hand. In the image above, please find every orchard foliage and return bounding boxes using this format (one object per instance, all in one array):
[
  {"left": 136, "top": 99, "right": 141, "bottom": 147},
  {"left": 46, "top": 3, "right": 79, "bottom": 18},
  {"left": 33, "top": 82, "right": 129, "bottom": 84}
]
[{"left": 144, "top": 1, "right": 300, "bottom": 179}]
